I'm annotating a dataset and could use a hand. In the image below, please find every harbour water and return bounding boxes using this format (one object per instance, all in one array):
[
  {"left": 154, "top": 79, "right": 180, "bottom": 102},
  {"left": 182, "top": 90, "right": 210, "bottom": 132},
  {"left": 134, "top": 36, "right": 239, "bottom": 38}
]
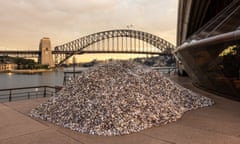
[
  {"left": 0, "top": 67, "right": 88, "bottom": 89},
  {"left": 0, "top": 65, "right": 175, "bottom": 102},
  {"left": 0, "top": 66, "right": 175, "bottom": 90}
]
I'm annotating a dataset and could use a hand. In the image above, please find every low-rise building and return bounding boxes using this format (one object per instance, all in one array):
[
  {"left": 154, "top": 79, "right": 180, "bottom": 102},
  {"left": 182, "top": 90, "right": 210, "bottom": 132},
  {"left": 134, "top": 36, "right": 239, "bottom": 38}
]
[{"left": 0, "top": 62, "right": 17, "bottom": 72}]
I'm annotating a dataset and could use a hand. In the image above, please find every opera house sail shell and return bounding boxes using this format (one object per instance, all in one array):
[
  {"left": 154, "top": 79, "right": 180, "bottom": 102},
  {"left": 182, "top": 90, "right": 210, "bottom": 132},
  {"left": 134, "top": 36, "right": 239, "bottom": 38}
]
[{"left": 175, "top": 0, "right": 240, "bottom": 99}]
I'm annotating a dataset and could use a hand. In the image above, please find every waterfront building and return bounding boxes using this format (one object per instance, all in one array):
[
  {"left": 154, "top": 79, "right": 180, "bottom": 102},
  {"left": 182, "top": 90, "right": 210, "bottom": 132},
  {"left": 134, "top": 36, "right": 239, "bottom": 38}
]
[
  {"left": 175, "top": 0, "right": 240, "bottom": 99},
  {"left": 0, "top": 62, "right": 17, "bottom": 72}
]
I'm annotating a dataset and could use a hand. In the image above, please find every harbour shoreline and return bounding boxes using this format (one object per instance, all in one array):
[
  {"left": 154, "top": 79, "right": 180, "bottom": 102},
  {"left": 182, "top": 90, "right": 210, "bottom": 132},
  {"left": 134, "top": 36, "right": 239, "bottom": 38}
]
[{"left": 1, "top": 69, "right": 53, "bottom": 74}]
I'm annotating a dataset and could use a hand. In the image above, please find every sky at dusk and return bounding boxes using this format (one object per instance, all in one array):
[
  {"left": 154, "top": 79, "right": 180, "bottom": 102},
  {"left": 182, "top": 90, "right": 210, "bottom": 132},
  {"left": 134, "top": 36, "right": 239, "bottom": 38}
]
[{"left": 0, "top": 0, "right": 178, "bottom": 61}]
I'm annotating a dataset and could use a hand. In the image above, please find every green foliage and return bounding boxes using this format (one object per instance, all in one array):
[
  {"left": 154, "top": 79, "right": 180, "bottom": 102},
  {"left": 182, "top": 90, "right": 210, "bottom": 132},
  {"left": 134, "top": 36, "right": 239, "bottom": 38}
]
[
  {"left": 0, "top": 56, "right": 49, "bottom": 69},
  {"left": 0, "top": 56, "right": 13, "bottom": 63},
  {"left": 34, "top": 64, "right": 49, "bottom": 69}
]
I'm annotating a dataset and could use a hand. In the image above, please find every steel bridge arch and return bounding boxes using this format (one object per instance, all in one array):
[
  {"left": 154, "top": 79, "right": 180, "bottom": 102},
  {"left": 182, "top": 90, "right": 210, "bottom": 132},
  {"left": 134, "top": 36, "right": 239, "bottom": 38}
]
[{"left": 54, "top": 29, "right": 175, "bottom": 65}]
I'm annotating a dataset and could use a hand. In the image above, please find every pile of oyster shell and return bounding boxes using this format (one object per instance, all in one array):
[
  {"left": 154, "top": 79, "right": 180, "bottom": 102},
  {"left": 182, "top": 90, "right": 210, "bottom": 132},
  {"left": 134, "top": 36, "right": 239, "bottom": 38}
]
[{"left": 30, "top": 60, "right": 214, "bottom": 136}]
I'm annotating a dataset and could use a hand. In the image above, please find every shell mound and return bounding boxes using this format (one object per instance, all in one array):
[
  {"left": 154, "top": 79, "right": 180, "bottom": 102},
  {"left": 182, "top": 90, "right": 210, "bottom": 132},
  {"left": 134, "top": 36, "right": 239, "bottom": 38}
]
[{"left": 30, "top": 61, "right": 214, "bottom": 136}]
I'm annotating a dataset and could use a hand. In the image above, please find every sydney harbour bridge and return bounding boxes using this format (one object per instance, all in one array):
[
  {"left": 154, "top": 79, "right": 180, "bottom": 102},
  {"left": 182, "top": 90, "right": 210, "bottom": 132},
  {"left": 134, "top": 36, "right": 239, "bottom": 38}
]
[{"left": 0, "top": 29, "right": 175, "bottom": 67}]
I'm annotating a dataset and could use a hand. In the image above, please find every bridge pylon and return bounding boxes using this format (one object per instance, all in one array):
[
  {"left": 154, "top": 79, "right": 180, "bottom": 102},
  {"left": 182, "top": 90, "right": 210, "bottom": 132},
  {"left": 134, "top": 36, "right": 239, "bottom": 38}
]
[{"left": 39, "top": 37, "right": 54, "bottom": 67}]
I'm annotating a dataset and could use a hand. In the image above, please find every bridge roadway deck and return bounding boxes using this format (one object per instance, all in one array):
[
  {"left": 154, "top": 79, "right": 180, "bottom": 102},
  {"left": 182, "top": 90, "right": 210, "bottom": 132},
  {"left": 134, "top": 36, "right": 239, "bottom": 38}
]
[
  {"left": 0, "top": 50, "right": 167, "bottom": 55},
  {"left": 0, "top": 50, "right": 40, "bottom": 55},
  {"left": 1, "top": 76, "right": 240, "bottom": 144}
]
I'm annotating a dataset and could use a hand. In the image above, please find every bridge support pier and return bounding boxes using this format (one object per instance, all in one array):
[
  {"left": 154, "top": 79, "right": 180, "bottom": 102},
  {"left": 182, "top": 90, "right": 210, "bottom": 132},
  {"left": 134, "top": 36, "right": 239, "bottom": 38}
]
[{"left": 39, "top": 37, "right": 54, "bottom": 67}]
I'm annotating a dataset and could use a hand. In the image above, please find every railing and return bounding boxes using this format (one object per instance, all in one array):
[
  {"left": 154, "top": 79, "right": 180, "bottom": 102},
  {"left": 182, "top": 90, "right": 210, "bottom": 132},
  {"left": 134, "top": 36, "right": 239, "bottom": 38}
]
[
  {"left": 152, "top": 66, "right": 177, "bottom": 74},
  {"left": 0, "top": 86, "right": 62, "bottom": 102},
  {"left": 63, "top": 71, "right": 83, "bottom": 85}
]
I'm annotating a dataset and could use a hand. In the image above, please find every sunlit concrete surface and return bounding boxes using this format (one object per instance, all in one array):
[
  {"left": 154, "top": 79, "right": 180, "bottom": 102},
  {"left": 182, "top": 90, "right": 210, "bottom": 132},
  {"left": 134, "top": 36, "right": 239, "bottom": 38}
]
[{"left": 1, "top": 76, "right": 240, "bottom": 144}]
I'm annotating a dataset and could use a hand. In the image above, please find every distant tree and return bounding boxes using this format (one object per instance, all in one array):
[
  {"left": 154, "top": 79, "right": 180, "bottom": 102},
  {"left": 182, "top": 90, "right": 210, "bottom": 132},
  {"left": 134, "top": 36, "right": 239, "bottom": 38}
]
[{"left": 0, "top": 56, "right": 50, "bottom": 69}]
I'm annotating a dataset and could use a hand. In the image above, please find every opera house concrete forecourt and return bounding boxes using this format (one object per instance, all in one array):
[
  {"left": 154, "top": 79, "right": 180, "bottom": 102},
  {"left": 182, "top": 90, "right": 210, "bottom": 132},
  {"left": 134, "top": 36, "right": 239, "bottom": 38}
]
[{"left": 175, "top": 0, "right": 240, "bottom": 99}]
